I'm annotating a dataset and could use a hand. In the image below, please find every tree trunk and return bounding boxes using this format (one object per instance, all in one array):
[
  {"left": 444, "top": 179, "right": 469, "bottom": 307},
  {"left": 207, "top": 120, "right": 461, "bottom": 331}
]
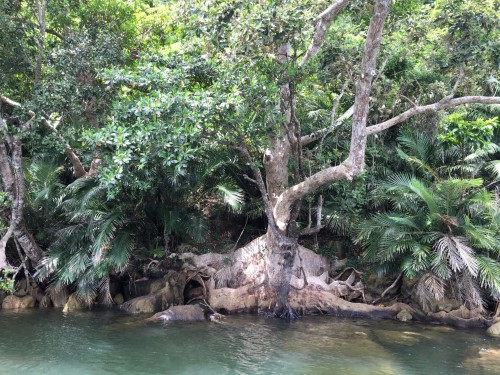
[
  {"left": 0, "top": 102, "right": 44, "bottom": 270},
  {"left": 34, "top": 0, "right": 47, "bottom": 85},
  {"left": 235, "top": 0, "right": 500, "bottom": 319},
  {"left": 265, "top": 228, "right": 299, "bottom": 318}
]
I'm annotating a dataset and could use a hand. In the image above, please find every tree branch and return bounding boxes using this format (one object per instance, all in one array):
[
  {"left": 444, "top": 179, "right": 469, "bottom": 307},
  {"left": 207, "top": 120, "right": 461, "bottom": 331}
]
[
  {"left": 300, "top": 195, "right": 324, "bottom": 236},
  {"left": 42, "top": 116, "right": 92, "bottom": 178},
  {"left": 301, "top": 105, "right": 354, "bottom": 146},
  {"left": 366, "top": 96, "right": 500, "bottom": 136},
  {"left": 347, "top": 0, "right": 391, "bottom": 174},
  {"left": 299, "top": 0, "right": 351, "bottom": 67},
  {"left": 46, "top": 28, "right": 64, "bottom": 40},
  {"left": 0, "top": 95, "right": 22, "bottom": 108},
  {"left": 273, "top": 163, "right": 351, "bottom": 231},
  {"left": 318, "top": 76, "right": 352, "bottom": 153}
]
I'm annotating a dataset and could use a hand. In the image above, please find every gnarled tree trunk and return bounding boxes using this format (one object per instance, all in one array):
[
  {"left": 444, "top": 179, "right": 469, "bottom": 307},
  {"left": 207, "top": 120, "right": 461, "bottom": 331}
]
[
  {"left": 0, "top": 96, "right": 44, "bottom": 271},
  {"left": 234, "top": 0, "right": 500, "bottom": 318}
]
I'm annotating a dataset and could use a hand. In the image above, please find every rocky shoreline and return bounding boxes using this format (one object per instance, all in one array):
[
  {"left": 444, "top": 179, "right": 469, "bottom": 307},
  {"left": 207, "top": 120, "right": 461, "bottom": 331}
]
[{"left": 2, "top": 241, "right": 500, "bottom": 336}]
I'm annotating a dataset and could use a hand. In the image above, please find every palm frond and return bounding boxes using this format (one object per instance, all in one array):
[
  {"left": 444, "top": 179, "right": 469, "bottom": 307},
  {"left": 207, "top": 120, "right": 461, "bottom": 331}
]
[
  {"left": 416, "top": 273, "right": 446, "bottom": 312},
  {"left": 434, "top": 235, "right": 478, "bottom": 277},
  {"left": 485, "top": 160, "right": 500, "bottom": 180},
  {"left": 214, "top": 183, "right": 245, "bottom": 212},
  {"left": 476, "top": 255, "right": 500, "bottom": 299}
]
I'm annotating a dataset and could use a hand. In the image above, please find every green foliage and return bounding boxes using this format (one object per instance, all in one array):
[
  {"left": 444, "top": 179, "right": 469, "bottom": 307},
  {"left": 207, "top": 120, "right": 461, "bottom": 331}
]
[
  {"left": 0, "top": 270, "right": 14, "bottom": 293},
  {"left": 438, "top": 113, "right": 499, "bottom": 150},
  {"left": 35, "top": 178, "right": 136, "bottom": 303},
  {"left": 357, "top": 137, "right": 500, "bottom": 310}
]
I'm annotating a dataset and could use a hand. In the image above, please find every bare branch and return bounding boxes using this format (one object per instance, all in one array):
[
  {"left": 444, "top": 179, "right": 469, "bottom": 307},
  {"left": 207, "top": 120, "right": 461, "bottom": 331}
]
[
  {"left": 301, "top": 105, "right": 354, "bottom": 145},
  {"left": 366, "top": 96, "right": 500, "bottom": 136},
  {"left": 347, "top": 0, "right": 391, "bottom": 174},
  {"left": 372, "top": 272, "right": 403, "bottom": 304},
  {"left": 243, "top": 174, "right": 257, "bottom": 185},
  {"left": 46, "top": 28, "right": 64, "bottom": 40},
  {"left": 42, "top": 116, "right": 90, "bottom": 178},
  {"left": 299, "top": 0, "right": 350, "bottom": 67},
  {"left": 300, "top": 195, "right": 324, "bottom": 236},
  {"left": 0, "top": 95, "right": 22, "bottom": 108},
  {"left": 318, "top": 76, "right": 352, "bottom": 152},
  {"left": 447, "top": 67, "right": 465, "bottom": 100}
]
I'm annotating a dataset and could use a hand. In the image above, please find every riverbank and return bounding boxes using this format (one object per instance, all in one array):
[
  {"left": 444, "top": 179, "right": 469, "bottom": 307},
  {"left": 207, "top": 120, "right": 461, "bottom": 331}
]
[{"left": 1, "top": 309, "right": 499, "bottom": 375}]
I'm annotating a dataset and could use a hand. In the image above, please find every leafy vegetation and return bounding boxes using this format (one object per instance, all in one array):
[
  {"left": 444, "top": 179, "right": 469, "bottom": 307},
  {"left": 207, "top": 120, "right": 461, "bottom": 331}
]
[{"left": 0, "top": 0, "right": 499, "bottom": 317}]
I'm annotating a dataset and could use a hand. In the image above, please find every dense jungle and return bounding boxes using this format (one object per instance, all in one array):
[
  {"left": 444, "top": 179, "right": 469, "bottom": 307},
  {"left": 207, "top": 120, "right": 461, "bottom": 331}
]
[{"left": 1, "top": 0, "right": 500, "bottom": 349}]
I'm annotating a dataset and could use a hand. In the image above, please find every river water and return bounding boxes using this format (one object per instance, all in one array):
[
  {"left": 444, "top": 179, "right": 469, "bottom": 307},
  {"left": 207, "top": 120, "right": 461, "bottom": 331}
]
[{"left": 0, "top": 309, "right": 499, "bottom": 374}]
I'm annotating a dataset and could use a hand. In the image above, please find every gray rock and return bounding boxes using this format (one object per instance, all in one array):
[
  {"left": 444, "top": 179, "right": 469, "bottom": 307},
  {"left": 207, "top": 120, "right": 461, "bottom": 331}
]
[
  {"left": 122, "top": 294, "right": 157, "bottom": 314},
  {"left": 149, "top": 305, "right": 205, "bottom": 322},
  {"left": 122, "top": 271, "right": 186, "bottom": 314},
  {"left": 486, "top": 321, "right": 500, "bottom": 337},
  {"left": 113, "top": 293, "right": 124, "bottom": 305},
  {"left": 396, "top": 310, "right": 413, "bottom": 322}
]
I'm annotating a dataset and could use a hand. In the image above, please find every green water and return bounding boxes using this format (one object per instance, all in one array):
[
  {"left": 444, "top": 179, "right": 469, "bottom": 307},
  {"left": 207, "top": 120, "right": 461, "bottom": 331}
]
[{"left": 0, "top": 309, "right": 499, "bottom": 375}]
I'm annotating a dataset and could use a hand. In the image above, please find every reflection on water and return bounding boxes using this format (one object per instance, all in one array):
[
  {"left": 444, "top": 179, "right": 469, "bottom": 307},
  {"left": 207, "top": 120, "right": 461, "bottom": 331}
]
[{"left": 0, "top": 309, "right": 499, "bottom": 375}]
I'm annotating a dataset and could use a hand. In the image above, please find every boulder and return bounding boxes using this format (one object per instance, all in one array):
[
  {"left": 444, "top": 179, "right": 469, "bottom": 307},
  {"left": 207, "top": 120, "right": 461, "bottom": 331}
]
[
  {"left": 486, "top": 321, "right": 500, "bottom": 337},
  {"left": 396, "top": 310, "right": 413, "bottom": 322},
  {"left": 122, "top": 294, "right": 157, "bottom": 314},
  {"left": 50, "top": 288, "right": 68, "bottom": 308},
  {"left": 2, "top": 295, "right": 35, "bottom": 310},
  {"left": 0, "top": 291, "right": 5, "bottom": 308},
  {"left": 209, "top": 286, "right": 258, "bottom": 313},
  {"left": 113, "top": 293, "right": 124, "bottom": 305},
  {"left": 149, "top": 305, "right": 205, "bottom": 321},
  {"left": 63, "top": 293, "right": 87, "bottom": 313},
  {"left": 122, "top": 270, "right": 186, "bottom": 314},
  {"left": 39, "top": 294, "right": 53, "bottom": 309}
]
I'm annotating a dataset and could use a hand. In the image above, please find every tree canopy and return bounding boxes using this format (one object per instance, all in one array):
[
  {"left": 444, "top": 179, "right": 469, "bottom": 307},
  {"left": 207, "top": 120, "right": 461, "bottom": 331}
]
[{"left": 0, "top": 0, "right": 499, "bottom": 319}]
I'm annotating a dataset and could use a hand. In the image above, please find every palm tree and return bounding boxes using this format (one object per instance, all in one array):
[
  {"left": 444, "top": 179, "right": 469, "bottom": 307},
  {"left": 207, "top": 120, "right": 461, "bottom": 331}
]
[
  {"left": 357, "top": 173, "right": 500, "bottom": 312},
  {"left": 35, "top": 148, "right": 246, "bottom": 304}
]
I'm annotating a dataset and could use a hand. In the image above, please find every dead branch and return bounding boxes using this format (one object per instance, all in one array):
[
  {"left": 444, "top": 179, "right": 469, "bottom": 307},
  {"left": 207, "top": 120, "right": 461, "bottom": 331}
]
[
  {"left": 0, "top": 95, "right": 22, "bottom": 108},
  {"left": 372, "top": 271, "right": 403, "bottom": 305},
  {"left": 300, "top": 0, "right": 351, "bottom": 67},
  {"left": 333, "top": 267, "right": 364, "bottom": 281},
  {"left": 300, "top": 195, "right": 324, "bottom": 236},
  {"left": 42, "top": 116, "right": 100, "bottom": 178},
  {"left": 301, "top": 105, "right": 354, "bottom": 146},
  {"left": 366, "top": 96, "right": 500, "bottom": 136},
  {"left": 317, "top": 75, "right": 352, "bottom": 154}
]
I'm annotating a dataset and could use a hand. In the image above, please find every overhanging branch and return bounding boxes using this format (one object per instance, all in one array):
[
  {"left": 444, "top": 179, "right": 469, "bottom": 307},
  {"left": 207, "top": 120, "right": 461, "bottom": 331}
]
[
  {"left": 366, "top": 96, "right": 500, "bottom": 136},
  {"left": 301, "top": 105, "right": 354, "bottom": 146},
  {"left": 299, "top": 0, "right": 351, "bottom": 68}
]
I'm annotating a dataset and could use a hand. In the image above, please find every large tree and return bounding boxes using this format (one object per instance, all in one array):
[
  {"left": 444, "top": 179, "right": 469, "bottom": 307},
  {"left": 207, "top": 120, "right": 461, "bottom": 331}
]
[{"left": 186, "top": 0, "right": 500, "bottom": 317}]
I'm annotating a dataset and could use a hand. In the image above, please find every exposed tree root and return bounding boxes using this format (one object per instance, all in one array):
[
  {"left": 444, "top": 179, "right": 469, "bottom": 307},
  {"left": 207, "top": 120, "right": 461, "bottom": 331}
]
[{"left": 372, "top": 272, "right": 403, "bottom": 305}]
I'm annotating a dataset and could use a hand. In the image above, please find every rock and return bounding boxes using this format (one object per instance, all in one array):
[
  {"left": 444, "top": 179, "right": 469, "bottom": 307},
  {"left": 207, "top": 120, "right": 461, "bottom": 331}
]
[
  {"left": 149, "top": 305, "right": 205, "bottom": 321},
  {"left": 209, "top": 286, "right": 258, "bottom": 313},
  {"left": 113, "top": 293, "right": 124, "bottom": 305},
  {"left": 63, "top": 293, "right": 87, "bottom": 313},
  {"left": 122, "top": 295, "right": 156, "bottom": 313},
  {"left": 50, "top": 288, "right": 68, "bottom": 308},
  {"left": 2, "top": 295, "right": 35, "bottom": 309},
  {"left": 397, "top": 310, "right": 413, "bottom": 322},
  {"left": 122, "top": 270, "right": 186, "bottom": 314},
  {"left": 39, "top": 294, "right": 52, "bottom": 308},
  {"left": 449, "top": 305, "right": 472, "bottom": 319},
  {"left": 486, "top": 321, "right": 500, "bottom": 337},
  {"left": 464, "top": 348, "right": 500, "bottom": 373},
  {"left": 0, "top": 291, "right": 5, "bottom": 308}
]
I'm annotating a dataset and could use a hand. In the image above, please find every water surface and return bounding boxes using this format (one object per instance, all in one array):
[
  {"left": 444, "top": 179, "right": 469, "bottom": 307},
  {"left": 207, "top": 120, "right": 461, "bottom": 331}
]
[{"left": 0, "top": 309, "right": 499, "bottom": 374}]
